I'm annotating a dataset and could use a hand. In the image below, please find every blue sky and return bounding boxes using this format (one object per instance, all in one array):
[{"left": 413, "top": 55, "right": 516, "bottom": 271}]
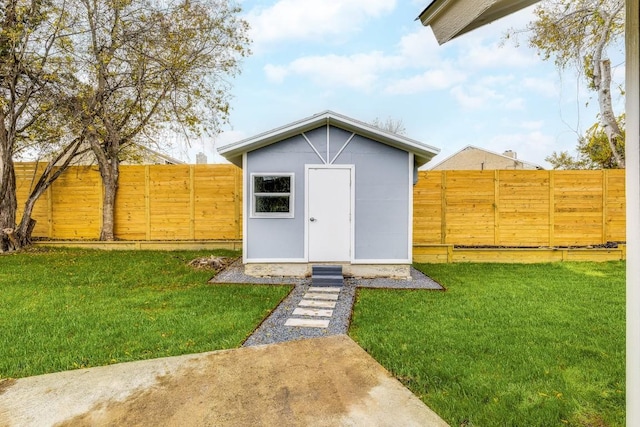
[{"left": 171, "top": 0, "right": 626, "bottom": 169}]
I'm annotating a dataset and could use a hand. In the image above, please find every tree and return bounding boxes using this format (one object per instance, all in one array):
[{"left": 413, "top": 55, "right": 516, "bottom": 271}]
[
  {"left": 370, "top": 116, "right": 406, "bottom": 135},
  {"left": 519, "top": 0, "right": 625, "bottom": 167},
  {"left": 546, "top": 114, "right": 625, "bottom": 169},
  {"left": 67, "top": 0, "right": 249, "bottom": 240},
  {"left": 0, "top": 0, "right": 88, "bottom": 251}
]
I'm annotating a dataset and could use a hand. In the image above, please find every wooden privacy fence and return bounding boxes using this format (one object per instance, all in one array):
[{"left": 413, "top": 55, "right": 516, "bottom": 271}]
[
  {"left": 14, "top": 164, "right": 625, "bottom": 246},
  {"left": 413, "top": 170, "right": 625, "bottom": 247},
  {"left": 15, "top": 163, "right": 243, "bottom": 241}
]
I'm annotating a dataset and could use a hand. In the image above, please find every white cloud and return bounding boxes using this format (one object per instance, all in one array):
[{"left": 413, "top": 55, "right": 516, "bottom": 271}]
[
  {"left": 478, "top": 74, "right": 515, "bottom": 86},
  {"left": 521, "top": 120, "right": 544, "bottom": 130},
  {"left": 456, "top": 40, "right": 538, "bottom": 70},
  {"left": 246, "top": 0, "right": 396, "bottom": 48},
  {"left": 264, "top": 51, "right": 403, "bottom": 91},
  {"left": 504, "top": 97, "right": 525, "bottom": 110},
  {"left": 450, "top": 85, "right": 500, "bottom": 109},
  {"left": 522, "top": 77, "right": 559, "bottom": 98},
  {"left": 395, "top": 27, "right": 443, "bottom": 68},
  {"left": 263, "top": 64, "right": 288, "bottom": 83},
  {"left": 488, "top": 130, "right": 556, "bottom": 164},
  {"left": 385, "top": 67, "right": 466, "bottom": 94}
]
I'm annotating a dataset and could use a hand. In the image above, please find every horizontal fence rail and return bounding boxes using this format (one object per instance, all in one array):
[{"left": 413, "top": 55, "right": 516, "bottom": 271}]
[{"left": 15, "top": 164, "right": 625, "bottom": 247}]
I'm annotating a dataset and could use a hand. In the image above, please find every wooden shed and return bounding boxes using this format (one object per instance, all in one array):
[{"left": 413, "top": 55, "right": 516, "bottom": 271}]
[{"left": 218, "top": 111, "right": 440, "bottom": 278}]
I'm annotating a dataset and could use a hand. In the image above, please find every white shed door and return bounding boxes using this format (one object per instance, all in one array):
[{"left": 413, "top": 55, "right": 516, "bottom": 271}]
[{"left": 307, "top": 167, "right": 352, "bottom": 262}]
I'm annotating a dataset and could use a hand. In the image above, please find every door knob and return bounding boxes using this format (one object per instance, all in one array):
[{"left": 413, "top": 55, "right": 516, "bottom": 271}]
[{"left": 310, "top": 217, "right": 316, "bottom": 222}]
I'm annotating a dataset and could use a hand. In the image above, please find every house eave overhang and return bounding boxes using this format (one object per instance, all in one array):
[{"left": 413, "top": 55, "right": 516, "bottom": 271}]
[
  {"left": 418, "top": 0, "right": 540, "bottom": 45},
  {"left": 218, "top": 110, "right": 440, "bottom": 168}
]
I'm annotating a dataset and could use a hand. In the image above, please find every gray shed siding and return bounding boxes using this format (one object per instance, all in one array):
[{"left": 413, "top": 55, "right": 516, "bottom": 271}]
[
  {"left": 245, "top": 135, "right": 318, "bottom": 260},
  {"left": 331, "top": 134, "right": 409, "bottom": 261},
  {"left": 245, "top": 125, "right": 410, "bottom": 262}
]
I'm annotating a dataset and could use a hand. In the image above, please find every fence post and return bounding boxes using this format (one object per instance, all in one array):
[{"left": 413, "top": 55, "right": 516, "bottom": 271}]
[
  {"left": 189, "top": 165, "right": 195, "bottom": 240},
  {"left": 602, "top": 169, "right": 608, "bottom": 244},
  {"left": 98, "top": 169, "right": 104, "bottom": 235},
  {"left": 494, "top": 170, "right": 499, "bottom": 245},
  {"left": 145, "top": 165, "right": 150, "bottom": 240},
  {"left": 549, "top": 171, "right": 555, "bottom": 247},
  {"left": 46, "top": 184, "right": 53, "bottom": 238},
  {"left": 440, "top": 171, "right": 447, "bottom": 244}
]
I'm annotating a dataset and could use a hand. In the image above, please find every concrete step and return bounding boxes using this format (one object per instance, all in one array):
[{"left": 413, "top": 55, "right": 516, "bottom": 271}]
[
  {"left": 292, "top": 307, "right": 333, "bottom": 317},
  {"left": 307, "top": 286, "right": 341, "bottom": 293},
  {"left": 298, "top": 299, "right": 337, "bottom": 308},
  {"left": 312, "top": 265, "right": 343, "bottom": 276},
  {"left": 303, "top": 293, "right": 339, "bottom": 300},
  {"left": 312, "top": 276, "right": 344, "bottom": 287},
  {"left": 284, "top": 318, "right": 330, "bottom": 328},
  {"left": 312, "top": 265, "right": 344, "bottom": 287}
]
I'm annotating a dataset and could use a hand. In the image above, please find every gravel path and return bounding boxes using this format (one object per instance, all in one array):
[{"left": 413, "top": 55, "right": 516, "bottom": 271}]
[{"left": 210, "top": 259, "right": 444, "bottom": 347}]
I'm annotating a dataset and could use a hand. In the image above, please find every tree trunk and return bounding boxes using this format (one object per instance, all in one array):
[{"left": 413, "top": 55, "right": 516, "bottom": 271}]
[
  {"left": 0, "top": 158, "right": 18, "bottom": 251},
  {"left": 16, "top": 197, "right": 40, "bottom": 247},
  {"left": 97, "top": 158, "right": 119, "bottom": 241},
  {"left": 597, "top": 59, "right": 625, "bottom": 168},
  {"left": 16, "top": 137, "right": 87, "bottom": 245},
  {"left": 590, "top": 7, "right": 625, "bottom": 168},
  {"left": 88, "top": 130, "right": 120, "bottom": 242}
]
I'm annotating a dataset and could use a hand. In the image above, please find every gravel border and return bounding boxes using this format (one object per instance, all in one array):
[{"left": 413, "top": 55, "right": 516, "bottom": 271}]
[
  {"left": 210, "top": 259, "right": 444, "bottom": 290},
  {"left": 241, "top": 283, "right": 356, "bottom": 347},
  {"left": 209, "top": 260, "right": 444, "bottom": 347}
]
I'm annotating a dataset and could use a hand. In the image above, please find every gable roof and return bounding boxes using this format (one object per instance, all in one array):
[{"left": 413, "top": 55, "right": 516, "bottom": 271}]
[
  {"left": 218, "top": 110, "right": 440, "bottom": 167},
  {"left": 427, "top": 144, "right": 543, "bottom": 170}
]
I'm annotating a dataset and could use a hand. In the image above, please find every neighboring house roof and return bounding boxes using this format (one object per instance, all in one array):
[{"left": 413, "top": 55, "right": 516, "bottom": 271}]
[
  {"left": 60, "top": 143, "right": 185, "bottom": 166},
  {"left": 128, "top": 145, "right": 185, "bottom": 165},
  {"left": 427, "top": 145, "right": 544, "bottom": 170},
  {"left": 418, "top": 0, "right": 539, "bottom": 44},
  {"left": 218, "top": 110, "right": 440, "bottom": 167}
]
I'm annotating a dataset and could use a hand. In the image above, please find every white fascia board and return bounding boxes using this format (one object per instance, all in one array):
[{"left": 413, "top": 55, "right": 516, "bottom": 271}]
[
  {"left": 218, "top": 110, "right": 440, "bottom": 168},
  {"left": 419, "top": 0, "right": 540, "bottom": 45}
]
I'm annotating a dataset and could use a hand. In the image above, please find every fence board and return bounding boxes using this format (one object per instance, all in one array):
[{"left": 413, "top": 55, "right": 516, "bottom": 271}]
[{"left": 13, "top": 164, "right": 626, "bottom": 247}]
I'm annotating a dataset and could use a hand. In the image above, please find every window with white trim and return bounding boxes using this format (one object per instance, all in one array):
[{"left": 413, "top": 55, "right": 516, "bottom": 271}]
[{"left": 251, "top": 173, "right": 294, "bottom": 218}]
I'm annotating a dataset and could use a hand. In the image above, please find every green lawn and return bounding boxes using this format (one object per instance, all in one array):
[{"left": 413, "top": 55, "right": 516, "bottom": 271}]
[
  {"left": 349, "top": 262, "right": 625, "bottom": 427},
  {"left": 0, "top": 248, "right": 290, "bottom": 379}
]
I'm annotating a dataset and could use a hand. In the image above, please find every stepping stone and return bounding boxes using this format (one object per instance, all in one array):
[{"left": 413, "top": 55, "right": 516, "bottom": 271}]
[
  {"left": 304, "top": 292, "right": 339, "bottom": 300},
  {"left": 308, "top": 286, "right": 341, "bottom": 293},
  {"left": 284, "top": 318, "right": 330, "bottom": 328},
  {"left": 298, "top": 299, "right": 336, "bottom": 308},
  {"left": 292, "top": 307, "right": 333, "bottom": 317}
]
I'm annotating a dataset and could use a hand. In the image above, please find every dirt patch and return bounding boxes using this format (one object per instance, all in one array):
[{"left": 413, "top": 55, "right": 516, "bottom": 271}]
[
  {"left": 187, "top": 256, "right": 234, "bottom": 271},
  {"left": 0, "top": 379, "right": 16, "bottom": 396},
  {"left": 55, "top": 336, "right": 391, "bottom": 426}
]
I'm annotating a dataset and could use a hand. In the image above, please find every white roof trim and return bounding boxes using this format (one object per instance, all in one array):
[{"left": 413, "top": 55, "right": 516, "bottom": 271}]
[
  {"left": 426, "top": 144, "right": 543, "bottom": 170},
  {"left": 218, "top": 110, "right": 440, "bottom": 167}
]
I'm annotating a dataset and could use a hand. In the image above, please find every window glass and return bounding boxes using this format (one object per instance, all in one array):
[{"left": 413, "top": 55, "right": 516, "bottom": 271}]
[
  {"left": 255, "top": 196, "right": 290, "bottom": 213},
  {"left": 254, "top": 176, "right": 291, "bottom": 193},
  {"left": 252, "top": 174, "right": 293, "bottom": 217}
]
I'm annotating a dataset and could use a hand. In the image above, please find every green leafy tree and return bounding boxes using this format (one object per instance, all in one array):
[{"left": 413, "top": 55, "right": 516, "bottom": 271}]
[
  {"left": 66, "top": 0, "right": 250, "bottom": 240},
  {"left": 516, "top": 0, "right": 625, "bottom": 167},
  {"left": 546, "top": 114, "right": 625, "bottom": 169},
  {"left": 0, "top": 0, "right": 89, "bottom": 251}
]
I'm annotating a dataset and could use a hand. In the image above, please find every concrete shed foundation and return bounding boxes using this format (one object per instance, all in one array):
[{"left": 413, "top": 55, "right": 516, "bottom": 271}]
[{"left": 243, "top": 263, "right": 411, "bottom": 279}]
